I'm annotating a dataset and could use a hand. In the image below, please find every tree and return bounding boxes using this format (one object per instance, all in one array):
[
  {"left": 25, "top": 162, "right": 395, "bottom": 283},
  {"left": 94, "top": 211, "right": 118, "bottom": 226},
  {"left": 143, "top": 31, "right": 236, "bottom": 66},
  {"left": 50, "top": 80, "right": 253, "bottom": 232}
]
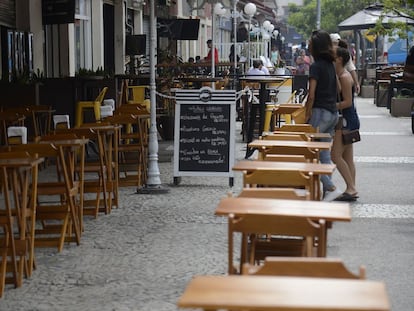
[
  {"left": 370, "top": 0, "right": 414, "bottom": 39},
  {"left": 287, "top": 0, "right": 372, "bottom": 39}
]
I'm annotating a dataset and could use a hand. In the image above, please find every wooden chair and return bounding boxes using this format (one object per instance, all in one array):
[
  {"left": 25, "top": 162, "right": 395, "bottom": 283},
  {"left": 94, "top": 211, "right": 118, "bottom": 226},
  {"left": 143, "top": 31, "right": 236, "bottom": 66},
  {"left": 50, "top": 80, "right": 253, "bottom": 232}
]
[
  {"left": 7, "top": 126, "right": 28, "bottom": 144},
  {"left": 56, "top": 126, "right": 118, "bottom": 216},
  {"left": 8, "top": 143, "right": 82, "bottom": 252},
  {"left": 228, "top": 213, "right": 326, "bottom": 274},
  {"left": 27, "top": 104, "right": 54, "bottom": 138},
  {"left": 75, "top": 86, "right": 108, "bottom": 127},
  {"left": 237, "top": 187, "right": 310, "bottom": 200},
  {"left": 242, "top": 257, "right": 366, "bottom": 279},
  {"left": 105, "top": 113, "right": 148, "bottom": 188},
  {"left": 53, "top": 115, "right": 70, "bottom": 130},
  {"left": 0, "top": 111, "right": 26, "bottom": 145},
  {"left": 1, "top": 107, "right": 37, "bottom": 141}
]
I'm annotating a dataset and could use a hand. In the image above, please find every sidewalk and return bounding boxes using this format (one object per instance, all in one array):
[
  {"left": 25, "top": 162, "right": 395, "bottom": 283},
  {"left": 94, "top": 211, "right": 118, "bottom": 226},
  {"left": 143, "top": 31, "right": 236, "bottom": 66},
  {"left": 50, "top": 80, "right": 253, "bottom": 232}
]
[{"left": 0, "top": 97, "right": 413, "bottom": 311}]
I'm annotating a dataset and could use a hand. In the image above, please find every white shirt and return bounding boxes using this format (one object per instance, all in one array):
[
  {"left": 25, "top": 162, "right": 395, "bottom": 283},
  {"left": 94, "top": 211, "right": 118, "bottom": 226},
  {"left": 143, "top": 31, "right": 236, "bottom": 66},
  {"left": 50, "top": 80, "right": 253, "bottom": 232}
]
[
  {"left": 261, "top": 66, "right": 270, "bottom": 75},
  {"left": 247, "top": 67, "right": 265, "bottom": 76}
]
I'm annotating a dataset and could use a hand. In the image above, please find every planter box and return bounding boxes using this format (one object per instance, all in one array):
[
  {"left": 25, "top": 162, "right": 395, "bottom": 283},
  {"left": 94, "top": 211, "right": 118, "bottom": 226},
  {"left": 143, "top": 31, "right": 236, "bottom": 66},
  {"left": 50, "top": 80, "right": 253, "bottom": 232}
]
[
  {"left": 360, "top": 85, "right": 374, "bottom": 98},
  {"left": 391, "top": 97, "right": 414, "bottom": 117}
]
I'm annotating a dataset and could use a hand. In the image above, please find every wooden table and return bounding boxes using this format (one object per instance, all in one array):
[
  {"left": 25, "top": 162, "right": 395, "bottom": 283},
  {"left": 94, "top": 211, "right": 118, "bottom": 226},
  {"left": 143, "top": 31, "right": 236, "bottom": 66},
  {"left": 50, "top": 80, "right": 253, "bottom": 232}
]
[
  {"left": 239, "top": 76, "right": 287, "bottom": 158},
  {"left": 215, "top": 197, "right": 350, "bottom": 221},
  {"left": 216, "top": 196, "right": 350, "bottom": 272},
  {"left": 233, "top": 160, "right": 336, "bottom": 200},
  {"left": 178, "top": 275, "right": 390, "bottom": 311}
]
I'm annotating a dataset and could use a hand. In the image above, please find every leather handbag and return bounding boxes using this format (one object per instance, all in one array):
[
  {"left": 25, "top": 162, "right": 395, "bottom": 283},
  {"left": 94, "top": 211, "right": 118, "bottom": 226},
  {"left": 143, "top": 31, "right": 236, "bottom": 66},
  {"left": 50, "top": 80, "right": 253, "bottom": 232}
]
[{"left": 342, "top": 129, "right": 361, "bottom": 145}]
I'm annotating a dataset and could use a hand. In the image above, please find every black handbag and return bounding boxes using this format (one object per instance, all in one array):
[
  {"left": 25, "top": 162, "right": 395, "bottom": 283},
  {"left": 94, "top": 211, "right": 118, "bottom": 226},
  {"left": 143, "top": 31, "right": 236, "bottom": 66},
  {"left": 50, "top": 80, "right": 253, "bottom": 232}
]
[{"left": 342, "top": 129, "right": 361, "bottom": 145}]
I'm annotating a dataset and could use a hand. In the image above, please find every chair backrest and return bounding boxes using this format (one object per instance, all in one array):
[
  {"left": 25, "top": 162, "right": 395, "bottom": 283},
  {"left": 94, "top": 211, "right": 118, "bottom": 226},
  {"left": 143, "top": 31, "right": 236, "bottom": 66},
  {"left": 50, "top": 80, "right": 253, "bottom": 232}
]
[
  {"left": 128, "top": 86, "right": 148, "bottom": 104},
  {"left": 53, "top": 115, "right": 70, "bottom": 130},
  {"left": 243, "top": 170, "right": 312, "bottom": 192},
  {"left": 263, "top": 154, "right": 308, "bottom": 162},
  {"left": 261, "top": 133, "right": 310, "bottom": 141},
  {"left": 228, "top": 213, "right": 326, "bottom": 274},
  {"left": 261, "top": 146, "right": 318, "bottom": 162},
  {"left": 242, "top": 257, "right": 366, "bottom": 279},
  {"left": 277, "top": 124, "right": 317, "bottom": 133},
  {"left": 118, "top": 80, "right": 129, "bottom": 106},
  {"left": 7, "top": 126, "right": 27, "bottom": 144},
  {"left": 95, "top": 87, "right": 109, "bottom": 104},
  {"left": 114, "top": 104, "right": 148, "bottom": 116},
  {"left": 290, "top": 107, "right": 306, "bottom": 124},
  {"left": 238, "top": 187, "right": 310, "bottom": 200}
]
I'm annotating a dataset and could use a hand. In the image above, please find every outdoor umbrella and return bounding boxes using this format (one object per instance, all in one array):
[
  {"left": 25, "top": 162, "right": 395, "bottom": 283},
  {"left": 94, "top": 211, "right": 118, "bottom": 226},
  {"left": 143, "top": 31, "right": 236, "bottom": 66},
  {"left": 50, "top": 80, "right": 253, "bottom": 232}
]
[{"left": 338, "top": 3, "right": 414, "bottom": 31}]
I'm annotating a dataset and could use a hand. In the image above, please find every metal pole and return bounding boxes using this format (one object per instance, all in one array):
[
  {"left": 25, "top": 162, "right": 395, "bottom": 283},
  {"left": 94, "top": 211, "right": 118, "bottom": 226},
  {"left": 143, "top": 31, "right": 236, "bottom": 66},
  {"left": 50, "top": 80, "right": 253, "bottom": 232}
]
[
  {"left": 138, "top": 0, "right": 169, "bottom": 193},
  {"left": 248, "top": 17, "right": 251, "bottom": 69},
  {"left": 316, "top": 0, "right": 321, "bottom": 30},
  {"left": 211, "top": 5, "right": 216, "bottom": 80},
  {"left": 233, "top": 0, "right": 238, "bottom": 87}
]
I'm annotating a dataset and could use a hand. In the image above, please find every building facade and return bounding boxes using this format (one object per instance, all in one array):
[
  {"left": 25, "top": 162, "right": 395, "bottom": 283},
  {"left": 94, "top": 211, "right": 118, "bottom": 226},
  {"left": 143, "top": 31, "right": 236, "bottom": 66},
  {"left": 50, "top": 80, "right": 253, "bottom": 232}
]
[{"left": 0, "top": 0, "right": 277, "bottom": 81}]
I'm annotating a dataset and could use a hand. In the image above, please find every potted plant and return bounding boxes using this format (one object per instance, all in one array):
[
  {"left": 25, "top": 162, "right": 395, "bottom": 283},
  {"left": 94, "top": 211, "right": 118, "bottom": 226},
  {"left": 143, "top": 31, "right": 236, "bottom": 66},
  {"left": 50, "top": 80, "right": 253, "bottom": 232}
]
[
  {"left": 275, "top": 59, "right": 286, "bottom": 75},
  {"left": 391, "top": 89, "right": 414, "bottom": 117}
]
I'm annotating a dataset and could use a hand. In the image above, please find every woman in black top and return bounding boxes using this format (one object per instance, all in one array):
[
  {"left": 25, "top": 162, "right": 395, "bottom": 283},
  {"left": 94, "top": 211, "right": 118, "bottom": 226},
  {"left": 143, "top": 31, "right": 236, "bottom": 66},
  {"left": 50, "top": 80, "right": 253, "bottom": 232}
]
[{"left": 305, "top": 29, "right": 339, "bottom": 200}]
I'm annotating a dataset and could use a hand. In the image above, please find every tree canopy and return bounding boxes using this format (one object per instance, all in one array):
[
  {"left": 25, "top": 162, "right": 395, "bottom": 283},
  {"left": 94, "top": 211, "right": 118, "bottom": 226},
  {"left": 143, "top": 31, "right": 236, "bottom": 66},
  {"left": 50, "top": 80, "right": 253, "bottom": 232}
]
[{"left": 287, "top": 0, "right": 413, "bottom": 40}]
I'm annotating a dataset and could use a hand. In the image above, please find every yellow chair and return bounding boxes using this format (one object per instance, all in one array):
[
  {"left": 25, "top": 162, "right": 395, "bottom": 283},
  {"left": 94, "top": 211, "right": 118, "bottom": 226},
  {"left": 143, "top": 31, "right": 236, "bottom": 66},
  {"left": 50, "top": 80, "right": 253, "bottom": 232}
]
[{"left": 75, "top": 87, "right": 108, "bottom": 127}]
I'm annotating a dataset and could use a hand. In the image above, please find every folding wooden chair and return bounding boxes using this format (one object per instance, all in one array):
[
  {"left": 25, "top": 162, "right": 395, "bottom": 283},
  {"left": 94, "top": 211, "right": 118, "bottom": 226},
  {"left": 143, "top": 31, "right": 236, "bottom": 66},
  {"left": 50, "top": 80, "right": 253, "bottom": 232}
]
[
  {"left": 228, "top": 213, "right": 326, "bottom": 274},
  {"left": 55, "top": 126, "right": 118, "bottom": 216},
  {"left": 105, "top": 113, "right": 148, "bottom": 188},
  {"left": 9, "top": 143, "right": 82, "bottom": 252},
  {"left": 242, "top": 257, "right": 366, "bottom": 279}
]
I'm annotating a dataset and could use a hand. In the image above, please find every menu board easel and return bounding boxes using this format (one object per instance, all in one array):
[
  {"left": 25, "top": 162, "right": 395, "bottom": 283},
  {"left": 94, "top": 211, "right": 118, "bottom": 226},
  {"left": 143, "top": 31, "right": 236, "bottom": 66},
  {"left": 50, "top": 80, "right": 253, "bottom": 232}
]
[{"left": 173, "top": 88, "right": 236, "bottom": 186}]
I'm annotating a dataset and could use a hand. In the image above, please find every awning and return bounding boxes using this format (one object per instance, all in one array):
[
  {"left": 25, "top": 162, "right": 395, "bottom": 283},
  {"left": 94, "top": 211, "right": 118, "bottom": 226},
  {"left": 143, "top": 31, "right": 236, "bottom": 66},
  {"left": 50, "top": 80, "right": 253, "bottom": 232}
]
[{"left": 338, "top": 3, "right": 414, "bottom": 31}]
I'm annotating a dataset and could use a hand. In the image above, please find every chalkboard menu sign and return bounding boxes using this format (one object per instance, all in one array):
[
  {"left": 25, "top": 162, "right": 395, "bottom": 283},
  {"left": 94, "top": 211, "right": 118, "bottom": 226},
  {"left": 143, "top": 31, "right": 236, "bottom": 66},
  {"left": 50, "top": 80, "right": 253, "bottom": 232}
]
[{"left": 173, "top": 88, "right": 236, "bottom": 185}]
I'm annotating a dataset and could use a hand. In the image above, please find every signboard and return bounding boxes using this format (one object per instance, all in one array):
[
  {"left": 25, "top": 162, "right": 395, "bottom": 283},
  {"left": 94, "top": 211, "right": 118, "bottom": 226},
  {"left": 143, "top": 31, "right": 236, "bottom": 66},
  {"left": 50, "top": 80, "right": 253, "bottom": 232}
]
[
  {"left": 173, "top": 88, "right": 236, "bottom": 186},
  {"left": 42, "top": 0, "right": 75, "bottom": 25}
]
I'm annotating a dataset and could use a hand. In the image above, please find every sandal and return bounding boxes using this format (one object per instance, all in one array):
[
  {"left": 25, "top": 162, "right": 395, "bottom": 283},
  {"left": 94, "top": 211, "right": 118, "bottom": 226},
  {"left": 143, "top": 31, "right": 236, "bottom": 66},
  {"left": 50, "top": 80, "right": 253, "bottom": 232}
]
[{"left": 334, "top": 192, "right": 357, "bottom": 202}]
